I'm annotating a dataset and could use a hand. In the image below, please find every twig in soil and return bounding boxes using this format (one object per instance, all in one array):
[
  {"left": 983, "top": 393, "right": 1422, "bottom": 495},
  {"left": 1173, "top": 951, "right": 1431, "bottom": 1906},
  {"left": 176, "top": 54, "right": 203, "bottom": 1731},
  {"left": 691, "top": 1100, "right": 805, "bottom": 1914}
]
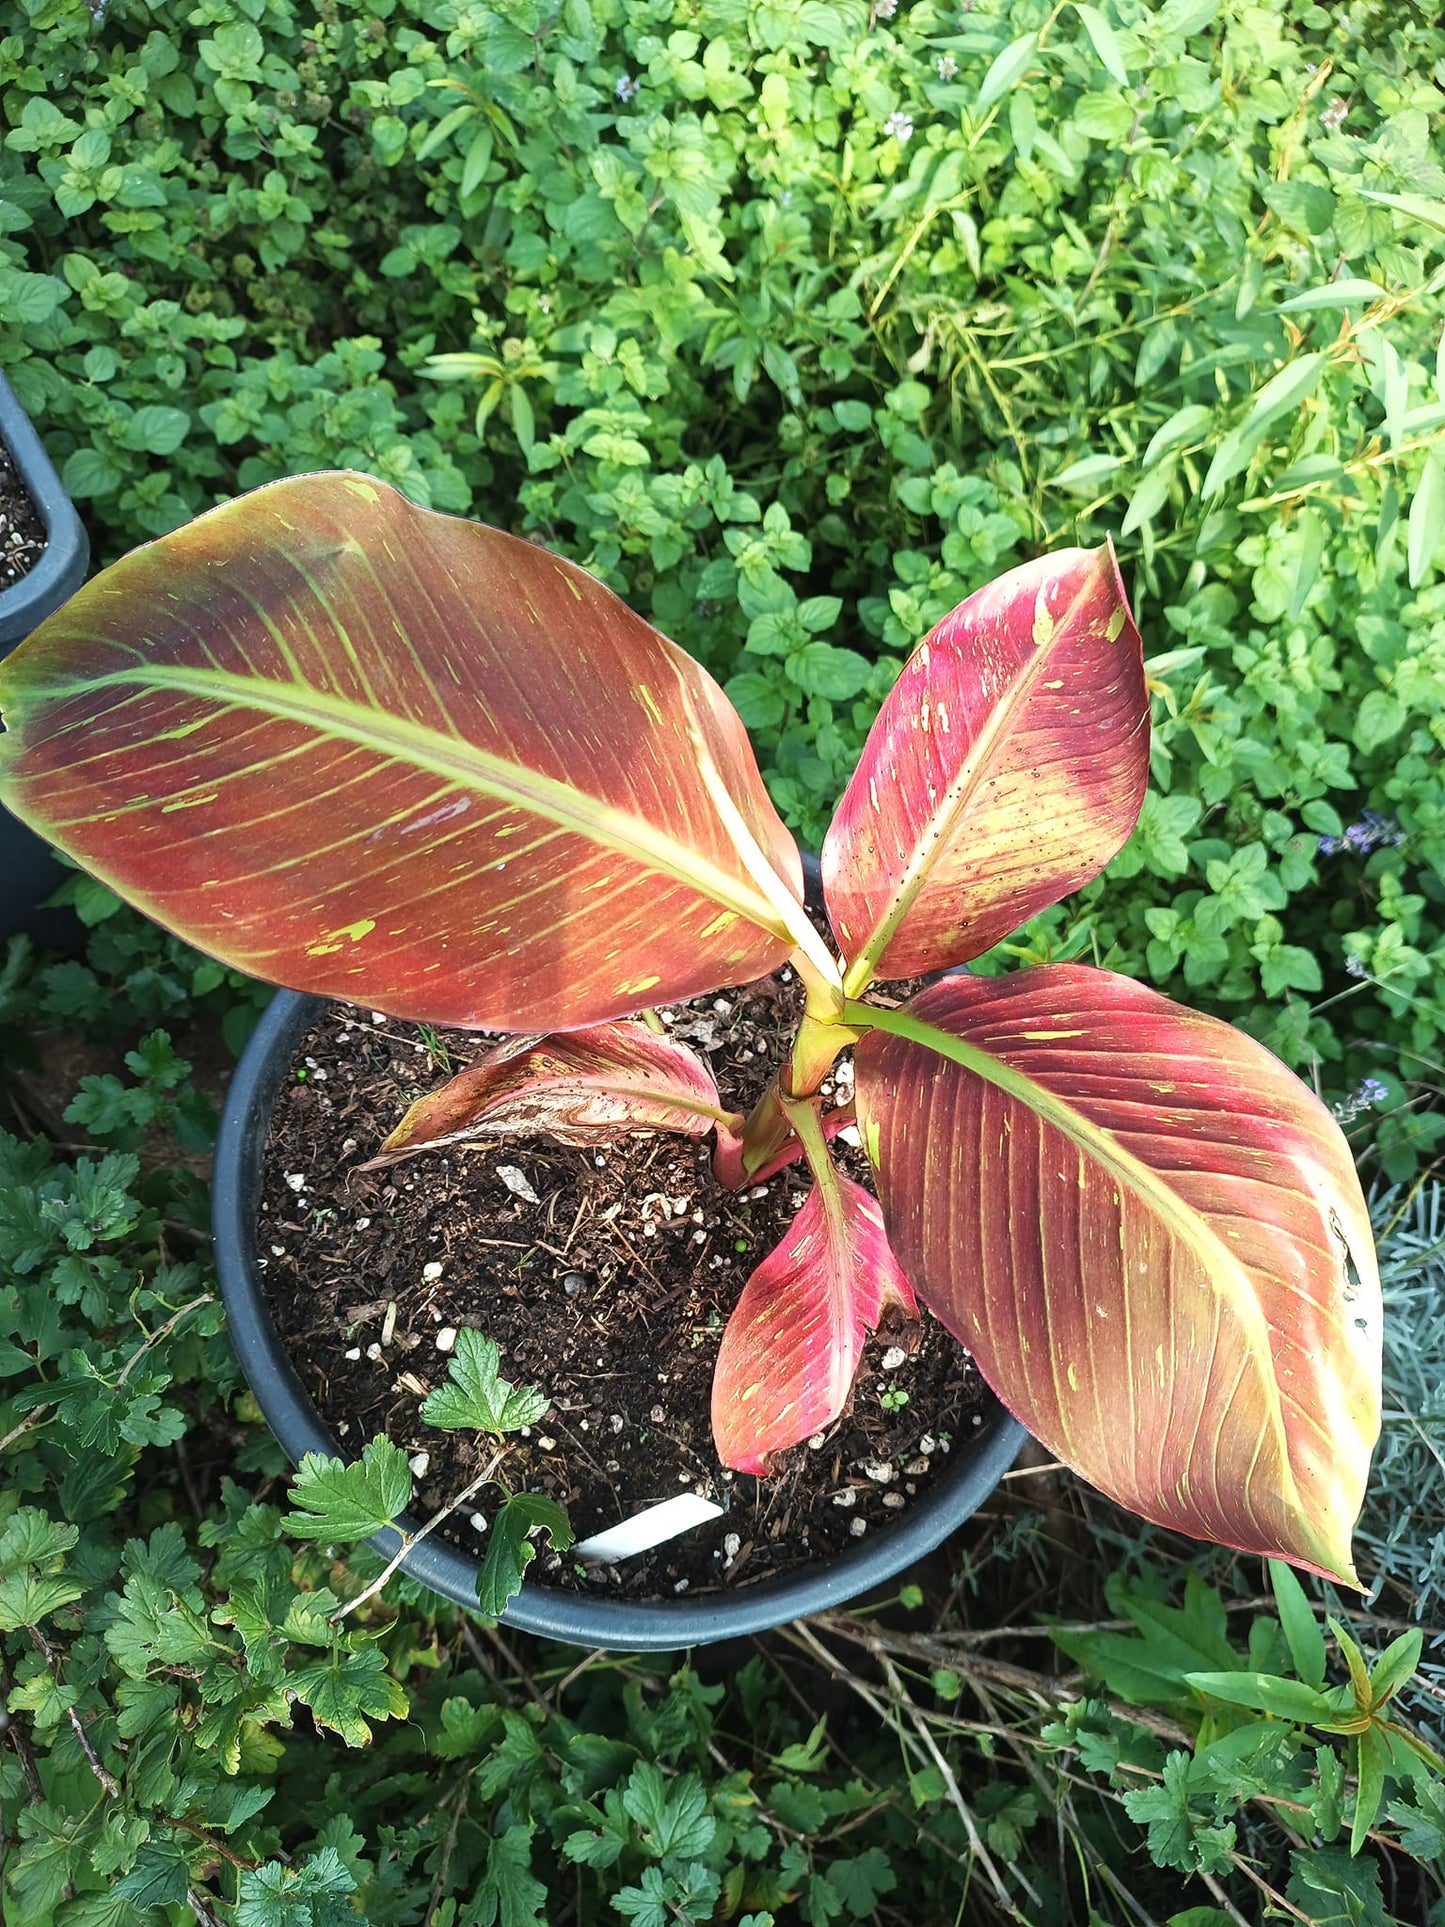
[
  {"left": 332, "top": 1445, "right": 508, "bottom": 1622},
  {"left": 783, "top": 1620, "right": 1023, "bottom": 1918},
  {"left": 963, "top": 1670, "right": 1162, "bottom": 1927}
]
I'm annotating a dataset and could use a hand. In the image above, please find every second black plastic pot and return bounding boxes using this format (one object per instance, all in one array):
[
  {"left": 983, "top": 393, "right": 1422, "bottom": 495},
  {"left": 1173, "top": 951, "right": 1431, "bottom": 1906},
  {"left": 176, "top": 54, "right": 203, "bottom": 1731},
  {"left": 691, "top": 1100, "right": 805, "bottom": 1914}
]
[
  {"left": 0, "top": 369, "right": 90, "bottom": 952},
  {"left": 213, "top": 989, "right": 1026, "bottom": 1652}
]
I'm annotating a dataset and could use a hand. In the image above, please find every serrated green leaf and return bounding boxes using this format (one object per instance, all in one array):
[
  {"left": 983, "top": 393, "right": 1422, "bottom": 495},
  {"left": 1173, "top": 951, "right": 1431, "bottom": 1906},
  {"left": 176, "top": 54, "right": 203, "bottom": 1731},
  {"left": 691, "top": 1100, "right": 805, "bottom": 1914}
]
[
  {"left": 286, "top": 1437, "right": 412, "bottom": 1541},
  {"left": 622, "top": 1760, "right": 716, "bottom": 1858},
  {"left": 475, "top": 1492, "right": 573, "bottom": 1617},
  {"left": 287, "top": 1643, "right": 409, "bottom": 1748},
  {"left": 421, "top": 1329, "right": 550, "bottom": 1434},
  {"left": 461, "top": 1823, "right": 547, "bottom": 1927}
]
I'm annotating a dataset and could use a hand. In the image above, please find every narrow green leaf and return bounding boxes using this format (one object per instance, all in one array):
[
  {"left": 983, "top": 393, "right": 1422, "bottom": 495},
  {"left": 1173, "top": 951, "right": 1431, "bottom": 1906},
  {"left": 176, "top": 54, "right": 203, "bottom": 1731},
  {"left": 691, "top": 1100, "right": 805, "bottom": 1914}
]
[
  {"left": 1143, "top": 404, "right": 1213, "bottom": 469},
  {"left": 1183, "top": 1669, "right": 1338, "bottom": 1723},
  {"left": 415, "top": 102, "right": 475, "bottom": 162},
  {"left": 476, "top": 1493, "right": 573, "bottom": 1617},
  {"left": 1048, "top": 453, "right": 1124, "bottom": 491},
  {"left": 1121, "top": 465, "right": 1173, "bottom": 536},
  {"left": 1407, "top": 450, "right": 1445, "bottom": 588},
  {"left": 1366, "top": 1628, "right": 1422, "bottom": 1710},
  {"left": 1286, "top": 509, "right": 1326, "bottom": 622},
  {"left": 1353, "top": 1727, "right": 1387, "bottom": 1853},
  {"left": 1277, "top": 279, "right": 1385, "bottom": 313},
  {"left": 461, "top": 125, "right": 494, "bottom": 199},
  {"left": 975, "top": 33, "right": 1039, "bottom": 116},
  {"left": 1203, "top": 354, "right": 1326, "bottom": 497},
  {"left": 1268, "top": 1559, "right": 1327, "bottom": 1688},
  {"left": 1360, "top": 189, "right": 1445, "bottom": 239},
  {"left": 1073, "top": 3, "right": 1128, "bottom": 84},
  {"left": 1328, "top": 1617, "right": 1374, "bottom": 1706}
]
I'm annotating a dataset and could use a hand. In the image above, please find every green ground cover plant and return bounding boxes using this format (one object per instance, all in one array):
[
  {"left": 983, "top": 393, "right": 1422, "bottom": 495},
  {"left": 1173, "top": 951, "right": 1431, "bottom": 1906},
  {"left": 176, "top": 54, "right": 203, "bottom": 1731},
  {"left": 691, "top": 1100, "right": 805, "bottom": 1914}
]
[
  {"left": 1, "top": 912, "right": 1444, "bottom": 1924},
  {"left": 3, "top": 0, "right": 1445, "bottom": 1919}
]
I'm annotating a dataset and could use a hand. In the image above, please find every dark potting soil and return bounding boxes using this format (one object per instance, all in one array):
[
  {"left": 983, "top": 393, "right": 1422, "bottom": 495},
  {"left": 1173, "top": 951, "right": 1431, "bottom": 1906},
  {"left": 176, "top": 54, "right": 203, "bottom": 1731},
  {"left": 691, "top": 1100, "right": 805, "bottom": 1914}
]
[
  {"left": 257, "top": 965, "right": 991, "bottom": 1601},
  {"left": 0, "top": 432, "right": 46, "bottom": 592}
]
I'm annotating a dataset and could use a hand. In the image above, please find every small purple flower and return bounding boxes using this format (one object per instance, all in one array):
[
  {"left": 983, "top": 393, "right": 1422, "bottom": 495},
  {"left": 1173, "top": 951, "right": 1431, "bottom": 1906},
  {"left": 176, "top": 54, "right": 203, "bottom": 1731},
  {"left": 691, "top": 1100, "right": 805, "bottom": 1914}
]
[
  {"left": 615, "top": 74, "right": 640, "bottom": 104},
  {"left": 1317, "top": 809, "right": 1404, "bottom": 857},
  {"left": 1332, "top": 1075, "right": 1390, "bottom": 1123}
]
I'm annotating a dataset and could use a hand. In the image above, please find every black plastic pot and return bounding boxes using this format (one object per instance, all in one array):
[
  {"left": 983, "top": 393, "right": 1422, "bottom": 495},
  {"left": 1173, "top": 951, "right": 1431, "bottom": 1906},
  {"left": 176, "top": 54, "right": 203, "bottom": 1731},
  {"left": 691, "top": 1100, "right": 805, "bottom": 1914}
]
[
  {"left": 0, "top": 370, "right": 90, "bottom": 951},
  {"left": 213, "top": 932, "right": 1027, "bottom": 1650}
]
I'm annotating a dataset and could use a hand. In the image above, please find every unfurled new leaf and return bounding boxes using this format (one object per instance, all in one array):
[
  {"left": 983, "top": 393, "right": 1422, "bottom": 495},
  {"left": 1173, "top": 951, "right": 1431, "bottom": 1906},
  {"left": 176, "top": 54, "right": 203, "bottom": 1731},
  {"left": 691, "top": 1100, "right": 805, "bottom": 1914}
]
[
  {"left": 0, "top": 473, "right": 808, "bottom": 1032},
  {"left": 421, "top": 1330, "right": 549, "bottom": 1434},
  {"left": 824, "top": 545, "right": 1147, "bottom": 989},
  {"left": 855, "top": 966, "right": 1381, "bottom": 1583},
  {"left": 372, "top": 1022, "right": 741, "bottom": 1167},
  {"left": 286, "top": 1437, "right": 412, "bottom": 1541},
  {"left": 712, "top": 1166, "right": 917, "bottom": 1474},
  {"left": 476, "top": 1493, "right": 573, "bottom": 1618}
]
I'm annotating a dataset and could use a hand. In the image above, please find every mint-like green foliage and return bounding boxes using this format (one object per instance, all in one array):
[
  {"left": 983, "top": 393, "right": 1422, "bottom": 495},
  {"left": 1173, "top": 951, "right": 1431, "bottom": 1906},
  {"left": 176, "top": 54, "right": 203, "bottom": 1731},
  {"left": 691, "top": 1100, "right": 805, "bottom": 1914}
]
[{"left": 3, "top": 0, "right": 1444, "bottom": 1163}]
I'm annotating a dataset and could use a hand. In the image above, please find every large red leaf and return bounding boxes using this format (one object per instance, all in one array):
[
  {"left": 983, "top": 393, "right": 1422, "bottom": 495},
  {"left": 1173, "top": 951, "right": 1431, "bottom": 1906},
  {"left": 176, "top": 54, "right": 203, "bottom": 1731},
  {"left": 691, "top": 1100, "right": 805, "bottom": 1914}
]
[
  {"left": 368, "top": 1020, "right": 742, "bottom": 1167},
  {"left": 712, "top": 1166, "right": 918, "bottom": 1475},
  {"left": 0, "top": 474, "right": 808, "bottom": 1030},
  {"left": 823, "top": 545, "right": 1147, "bottom": 990},
  {"left": 853, "top": 967, "right": 1380, "bottom": 1584}
]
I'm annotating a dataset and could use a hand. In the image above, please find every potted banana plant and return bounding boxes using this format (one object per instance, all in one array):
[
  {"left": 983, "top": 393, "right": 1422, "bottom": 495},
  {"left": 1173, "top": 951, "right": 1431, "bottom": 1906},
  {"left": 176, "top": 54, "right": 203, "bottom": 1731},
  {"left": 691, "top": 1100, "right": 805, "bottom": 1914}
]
[
  {"left": 0, "top": 473, "right": 1382, "bottom": 1649},
  {"left": 0, "top": 368, "right": 88, "bottom": 950}
]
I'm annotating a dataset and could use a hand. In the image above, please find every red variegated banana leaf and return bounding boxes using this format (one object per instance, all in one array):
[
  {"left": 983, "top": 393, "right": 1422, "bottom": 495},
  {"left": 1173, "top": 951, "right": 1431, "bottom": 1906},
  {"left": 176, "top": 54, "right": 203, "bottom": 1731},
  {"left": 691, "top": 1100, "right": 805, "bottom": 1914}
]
[
  {"left": 824, "top": 544, "right": 1147, "bottom": 992},
  {"left": 853, "top": 967, "right": 1381, "bottom": 1585},
  {"left": 366, "top": 1020, "right": 744, "bottom": 1169},
  {"left": 0, "top": 474, "right": 808, "bottom": 1031},
  {"left": 712, "top": 1166, "right": 918, "bottom": 1474}
]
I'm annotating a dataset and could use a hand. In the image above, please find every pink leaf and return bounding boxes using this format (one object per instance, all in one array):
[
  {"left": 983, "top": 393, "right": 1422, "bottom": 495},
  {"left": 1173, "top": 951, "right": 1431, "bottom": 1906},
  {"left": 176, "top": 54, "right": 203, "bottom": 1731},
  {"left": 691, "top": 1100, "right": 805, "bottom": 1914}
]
[
  {"left": 824, "top": 544, "right": 1147, "bottom": 987},
  {"left": 369, "top": 1020, "right": 742, "bottom": 1166},
  {"left": 853, "top": 965, "right": 1382, "bottom": 1584},
  {"left": 0, "top": 474, "right": 806, "bottom": 1030},
  {"left": 712, "top": 1169, "right": 918, "bottom": 1474}
]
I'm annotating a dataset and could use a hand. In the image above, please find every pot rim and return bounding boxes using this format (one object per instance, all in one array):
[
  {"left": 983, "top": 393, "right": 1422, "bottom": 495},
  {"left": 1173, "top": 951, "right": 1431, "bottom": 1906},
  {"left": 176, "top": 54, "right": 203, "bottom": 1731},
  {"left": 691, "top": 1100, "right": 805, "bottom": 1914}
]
[
  {"left": 214, "top": 987, "right": 1026, "bottom": 1651},
  {"left": 0, "top": 369, "right": 90, "bottom": 651}
]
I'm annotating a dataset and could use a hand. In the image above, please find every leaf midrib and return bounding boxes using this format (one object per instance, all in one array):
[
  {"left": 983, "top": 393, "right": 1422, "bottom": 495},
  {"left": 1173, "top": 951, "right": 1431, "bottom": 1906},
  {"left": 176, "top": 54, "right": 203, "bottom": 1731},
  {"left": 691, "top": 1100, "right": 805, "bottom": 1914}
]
[
  {"left": 842, "top": 557, "right": 1109, "bottom": 992},
  {"left": 38, "top": 662, "right": 796, "bottom": 939},
  {"left": 853, "top": 997, "right": 1324, "bottom": 1538}
]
